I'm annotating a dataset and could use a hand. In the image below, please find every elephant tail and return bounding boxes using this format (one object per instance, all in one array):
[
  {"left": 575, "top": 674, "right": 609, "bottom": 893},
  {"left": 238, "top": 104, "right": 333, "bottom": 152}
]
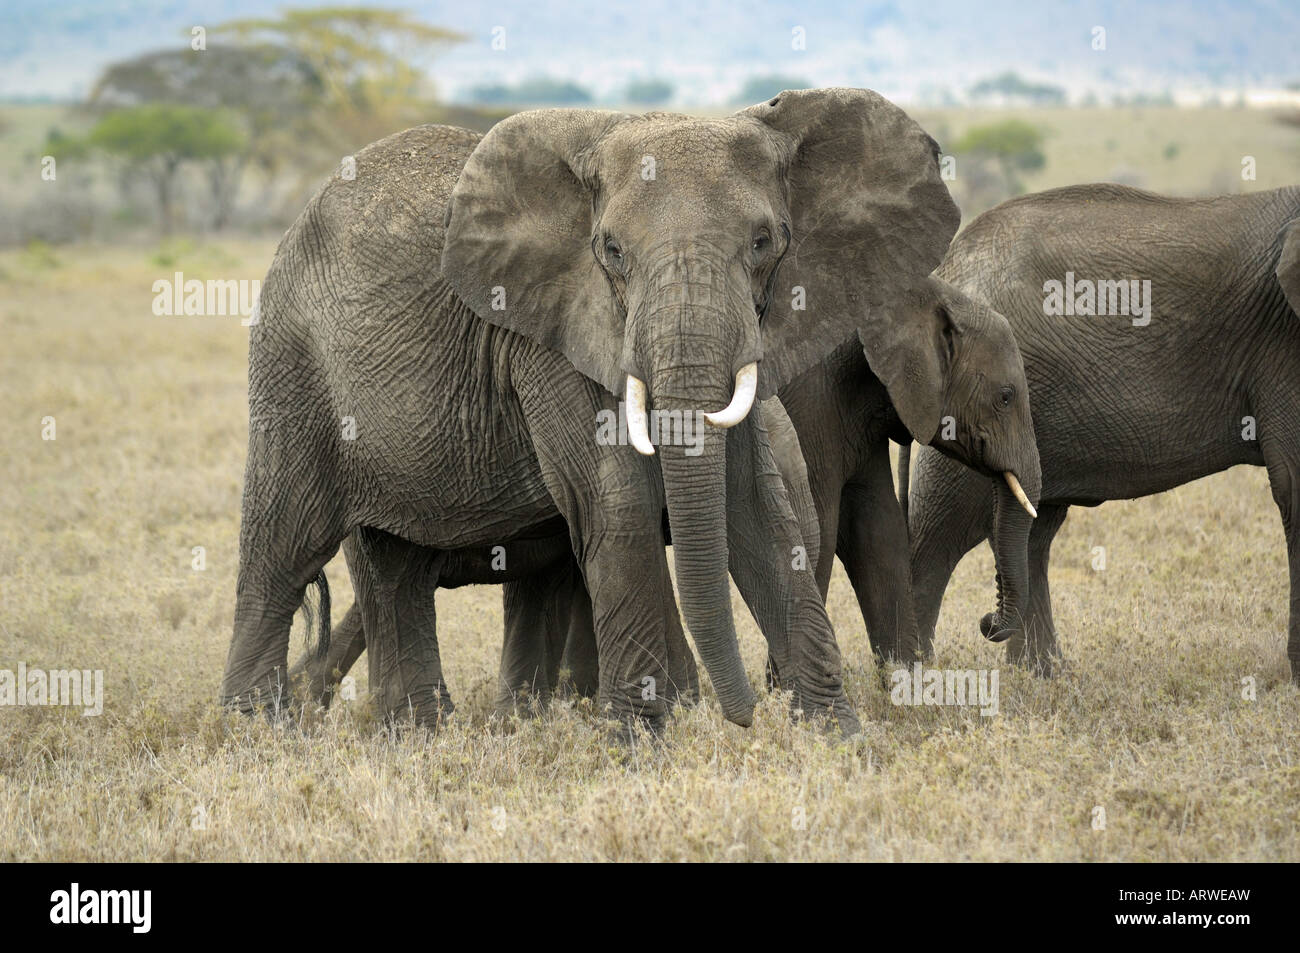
[
  {"left": 897, "top": 441, "right": 911, "bottom": 532},
  {"left": 297, "top": 569, "right": 332, "bottom": 663}
]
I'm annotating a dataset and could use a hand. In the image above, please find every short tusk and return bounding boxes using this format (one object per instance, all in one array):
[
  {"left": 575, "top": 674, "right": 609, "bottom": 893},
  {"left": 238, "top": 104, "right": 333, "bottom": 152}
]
[
  {"left": 704, "top": 362, "right": 758, "bottom": 428},
  {"left": 626, "top": 375, "right": 655, "bottom": 456},
  {"left": 1004, "top": 472, "right": 1038, "bottom": 519}
]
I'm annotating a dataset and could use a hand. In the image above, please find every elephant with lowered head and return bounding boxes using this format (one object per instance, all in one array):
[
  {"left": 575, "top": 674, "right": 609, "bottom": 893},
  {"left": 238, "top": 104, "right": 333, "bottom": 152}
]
[
  {"left": 904, "top": 183, "right": 1300, "bottom": 677},
  {"left": 220, "top": 88, "right": 959, "bottom": 735},
  {"left": 776, "top": 275, "right": 1040, "bottom": 664}
]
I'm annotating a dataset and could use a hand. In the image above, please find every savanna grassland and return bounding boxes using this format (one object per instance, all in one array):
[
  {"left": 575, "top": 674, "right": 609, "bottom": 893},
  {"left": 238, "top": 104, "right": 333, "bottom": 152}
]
[{"left": 2, "top": 105, "right": 1300, "bottom": 862}]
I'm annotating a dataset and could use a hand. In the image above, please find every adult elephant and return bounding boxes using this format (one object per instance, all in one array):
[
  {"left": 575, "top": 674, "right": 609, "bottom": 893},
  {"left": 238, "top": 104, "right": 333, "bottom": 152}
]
[
  {"left": 291, "top": 282, "right": 1041, "bottom": 708},
  {"left": 219, "top": 88, "right": 961, "bottom": 734},
  {"left": 903, "top": 183, "right": 1300, "bottom": 676},
  {"left": 287, "top": 398, "right": 822, "bottom": 717}
]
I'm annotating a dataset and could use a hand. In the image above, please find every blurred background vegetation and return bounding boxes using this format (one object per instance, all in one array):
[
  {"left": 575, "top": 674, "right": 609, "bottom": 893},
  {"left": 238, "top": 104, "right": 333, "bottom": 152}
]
[{"left": 3, "top": 4, "right": 1300, "bottom": 247}]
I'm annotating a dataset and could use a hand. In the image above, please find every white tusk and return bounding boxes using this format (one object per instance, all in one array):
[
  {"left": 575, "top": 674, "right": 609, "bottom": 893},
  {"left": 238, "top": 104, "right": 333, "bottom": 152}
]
[
  {"left": 704, "top": 362, "right": 758, "bottom": 428},
  {"left": 1004, "top": 472, "right": 1038, "bottom": 519},
  {"left": 625, "top": 375, "right": 655, "bottom": 455}
]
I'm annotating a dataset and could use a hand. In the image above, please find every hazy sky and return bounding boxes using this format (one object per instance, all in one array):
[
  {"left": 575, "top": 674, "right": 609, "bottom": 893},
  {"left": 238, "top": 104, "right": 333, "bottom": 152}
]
[{"left": 3, "top": 0, "right": 1298, "bottom": 104}]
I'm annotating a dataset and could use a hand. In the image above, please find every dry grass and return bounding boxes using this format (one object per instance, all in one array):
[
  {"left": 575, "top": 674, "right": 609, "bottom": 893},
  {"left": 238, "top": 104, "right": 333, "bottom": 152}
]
[{"left": 1, "top": 240, "right": 1298, "bottom": 862}]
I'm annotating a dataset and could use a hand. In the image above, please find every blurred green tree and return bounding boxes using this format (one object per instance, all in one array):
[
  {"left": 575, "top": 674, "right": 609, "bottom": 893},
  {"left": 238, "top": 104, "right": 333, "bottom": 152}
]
[
  {"left": 80, "top": 8, "right": 467, "bottom": 230},
  {"left": 953, "top": 119, "right": 1046, "bottom": 197},
  {"left": 82, "top": 105, "right": 246, "bottom": 233},
  {"left": 210, "top": 7, "right": 464, "bottom": 120},
  {"left": 623, "top": 79, "right": 674, "bottom": 106},
  {"left": 90, "top": 44, "right": 324, "bottom": 228}
]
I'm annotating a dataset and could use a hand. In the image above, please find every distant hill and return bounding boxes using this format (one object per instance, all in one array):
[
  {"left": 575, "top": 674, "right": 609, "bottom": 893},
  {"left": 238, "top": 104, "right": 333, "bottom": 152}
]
[{"left": 3, "top": 0, "right": 1299, "bottom": 106}]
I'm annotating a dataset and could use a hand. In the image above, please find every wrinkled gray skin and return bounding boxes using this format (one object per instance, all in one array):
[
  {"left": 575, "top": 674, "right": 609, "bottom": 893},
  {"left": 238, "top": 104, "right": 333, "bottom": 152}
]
[
  {"left": 292, "top": 281, "right": 1040, "bottom": 705},
  {"left": 905, "top": 184, "right": 1300, "bottom": 676},
  {"left": 220, "top": 87, "right": 960, "bottom": 734},
  {"left": 287, "top": 398, "right": 823, "bottom": 716},
  {"left": 778, "top": 276, "right": 1040, "bottom": 665}
]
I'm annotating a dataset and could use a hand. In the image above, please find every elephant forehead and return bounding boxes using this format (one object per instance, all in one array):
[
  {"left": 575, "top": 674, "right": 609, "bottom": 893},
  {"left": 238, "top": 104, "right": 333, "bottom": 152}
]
[
  {"left": 600, "top": 117, "right": 782, "bottom": 183},
  {"left": 595, "top": 122, "right": 784, "bottom": 233}
]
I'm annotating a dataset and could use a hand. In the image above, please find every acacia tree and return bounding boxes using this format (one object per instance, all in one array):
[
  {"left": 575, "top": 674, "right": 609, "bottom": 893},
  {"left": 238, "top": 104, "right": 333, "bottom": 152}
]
[
  {"left": 83, "top": 8, "right": 465, "bottom": 229},
  {"left": 210, "top": 7, "right": 465, "bottom": 145},
  {"left": 952, "top": 119, "right": 1047, "bottom": 210},
  {"left": 90, "top": 44, "right": 323, "bottom": 228},
  {"left": 85, "top": 105, "right": 246, "bottom": 233}
]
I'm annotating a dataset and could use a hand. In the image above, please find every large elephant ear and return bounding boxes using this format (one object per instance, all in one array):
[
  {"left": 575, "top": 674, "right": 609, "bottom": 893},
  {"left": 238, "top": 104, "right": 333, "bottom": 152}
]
[
  {"left": 742, "top": 88, "right": 961, "bottom": 398},
  {"left": 856, "top": 277, "right": 953, "bottom": 445},
  {"left": 440, "top": 108, "right": 632, "bottom": 396}
]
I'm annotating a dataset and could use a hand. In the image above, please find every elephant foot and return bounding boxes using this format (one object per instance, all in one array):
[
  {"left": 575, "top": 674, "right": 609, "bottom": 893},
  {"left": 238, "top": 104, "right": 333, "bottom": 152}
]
[
  {"left": 288, "top": 663, "right": 343, "bottom": 711},
  {"left": 221, "top": 674, "right": 297, "bottom": 723},
  {"left": 791, "top": 689, "right": 861, "bottom": 737},
  {"left": 829, "top": 700, "right": 862, "bottom": 738},
  {"left": 665, "top": 684, "right": 699, "bottom": 712},
  {"left": 493, "top": 682, "right": 550, "bottom": 719},
  {"left": 382, "top": 689, "right": 455, "bottom": 731},
  {"left": 605, "top": 712, "right": 668, "bottom": 747},
  {"left": 1010, "top": 646, "right": 1066, "bottom": 678}
]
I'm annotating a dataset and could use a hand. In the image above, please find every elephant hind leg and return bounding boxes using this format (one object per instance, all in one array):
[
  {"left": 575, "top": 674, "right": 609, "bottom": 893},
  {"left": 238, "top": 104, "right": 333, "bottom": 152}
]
[
  {"left": 221, "top": 427, "right": 348, "bottom": 716},
  {"left": 351, "top": 526, "right": 452, "bottom": 727},
  {"left": 1262, "top": 434, "right": 1300, "bottom": 681}
]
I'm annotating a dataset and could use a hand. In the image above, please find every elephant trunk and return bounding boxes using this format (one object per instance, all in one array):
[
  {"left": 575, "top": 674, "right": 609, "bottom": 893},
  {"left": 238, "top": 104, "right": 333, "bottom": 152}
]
[
  {"left": 981, "top": 443, "right": 1042, "bottom": 645},
  {"left": 621, "top": 251, "right": 761, "bottom": 726},
  {"left": 657, "top": 419, "right": 755, "bottom": 726}
]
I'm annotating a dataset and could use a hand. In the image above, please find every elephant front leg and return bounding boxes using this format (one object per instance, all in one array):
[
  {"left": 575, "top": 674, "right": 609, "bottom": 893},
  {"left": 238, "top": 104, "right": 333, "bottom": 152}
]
[
  {"left": 351, "top": 526, "right": 452, "bottom": 727},
  {"left": 551, "top": 549, "right": 700, "bottom": 709},
  {"left": 837, "top": 443, "right": 922, "bottom": 665},
  {"left": 518, "top": 375, "right": 673, "bottom": 733},
  {"left": 1004, "top": 503, "right": 1067, "bottom": 676},
  {"left": 553, "top": 551, "right": 702, "bottom": 707},
  {"left": 726, "top": 415, "right": 860, "bottom": 735}
]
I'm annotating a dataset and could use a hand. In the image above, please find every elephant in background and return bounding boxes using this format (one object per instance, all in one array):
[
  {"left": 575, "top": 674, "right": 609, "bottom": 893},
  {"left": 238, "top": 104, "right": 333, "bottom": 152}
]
[
  {"left": 221, "top": 88, "right": 961, "bottom": 736},
  {"left": 902, "top": 183, "right": 1300, "bottom": 677},
  {"left": 777, "top": 275, "right": 1040, "bottom": 665}
]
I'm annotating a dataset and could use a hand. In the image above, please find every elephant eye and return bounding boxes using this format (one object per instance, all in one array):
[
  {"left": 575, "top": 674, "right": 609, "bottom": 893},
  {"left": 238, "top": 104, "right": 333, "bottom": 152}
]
[
  {"left": 605, "top": 239, "right": 624, "bottom": 265},
  {"left": 752, "top": 231, "right": 771, "bottom": 254},
  {"left": 998, "top": 386, "right": 1014, "bottom": 408}
]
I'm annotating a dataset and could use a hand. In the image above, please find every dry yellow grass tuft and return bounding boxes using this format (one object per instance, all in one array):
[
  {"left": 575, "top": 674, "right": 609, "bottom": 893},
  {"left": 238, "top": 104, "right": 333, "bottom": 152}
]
[{"left": 1, "top": 241, "right": 1297, "bottom": 861}]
